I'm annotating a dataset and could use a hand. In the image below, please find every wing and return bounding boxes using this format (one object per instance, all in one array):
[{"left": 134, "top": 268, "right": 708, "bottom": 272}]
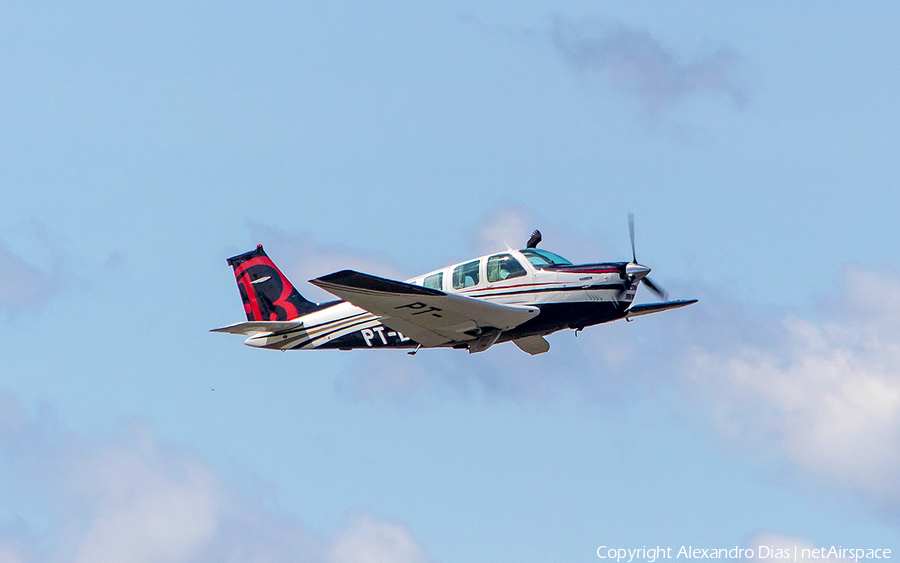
[
  {"left": 625, "top": 299, "right": 698, "bottom": 319},
  {"left": 310, "top": 270, "right": 540, "bottom": 347}
]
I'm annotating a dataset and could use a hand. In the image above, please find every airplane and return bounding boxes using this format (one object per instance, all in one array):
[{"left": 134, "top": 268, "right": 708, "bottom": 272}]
[{"left": 211, "top": 217, "right": 697, "bottom": 355}]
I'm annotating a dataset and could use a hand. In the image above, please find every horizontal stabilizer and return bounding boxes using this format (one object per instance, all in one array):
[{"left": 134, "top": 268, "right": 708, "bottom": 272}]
[
  {"left": 210, "top": 321, "right": 304, "bottom": 335},
  {"left": 311, "top": 270, "right": 540, "bottom": 347},
  {"left": 626, "top": 299, "right": 698, "bottom": 319}
]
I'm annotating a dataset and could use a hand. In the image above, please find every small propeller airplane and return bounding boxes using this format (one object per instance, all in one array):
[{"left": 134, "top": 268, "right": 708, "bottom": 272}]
[{"left": 212, "top": 216, "right": 697, "bottom": 355}]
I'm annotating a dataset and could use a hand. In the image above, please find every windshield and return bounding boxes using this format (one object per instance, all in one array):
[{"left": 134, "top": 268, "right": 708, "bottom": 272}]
[{"left": 519, "top": 249, "right": 573, "bottom": 269}]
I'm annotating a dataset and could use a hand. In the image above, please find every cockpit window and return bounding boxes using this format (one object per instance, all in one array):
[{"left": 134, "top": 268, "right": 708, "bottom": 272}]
[
  {"left": 452, "top": 260, "right": 480, "bottom": 289},
  {"left": 487, "top": 254, "right": 526, "bottom": 283},
  {"left": 519, "top": 249, "right": 572, "bottom": 269}
]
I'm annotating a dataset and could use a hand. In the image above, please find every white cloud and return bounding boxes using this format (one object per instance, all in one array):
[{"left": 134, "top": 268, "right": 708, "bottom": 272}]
[
  {"left": 537, "top": 262, "right": 900, "bottom": 506},
  {"left": 0, "top": 544, "right": 27, "bottom": 563},
  {"left": 66, "top": 429, "right": 221, "bottom": 563},
  {"left": 328, "top": 514, "right": 430, "bottom": 563},
  {"left": 470, "top": 206, "right": 612, "bottom": 262},
  {"left": 684, "top": 264, "right": 900, "bottom": 499},
  {"left": 0, "top": 240, "right": 62, "bottom": 314},
  {"left": 549, "top": 16, "right": 749, "bottom": 115},
  {"left": 471, "top": 206, "right": 536, "bottom": 256},
  {"left": 0, "top": 395, "right": 432, "bottom": 563}
]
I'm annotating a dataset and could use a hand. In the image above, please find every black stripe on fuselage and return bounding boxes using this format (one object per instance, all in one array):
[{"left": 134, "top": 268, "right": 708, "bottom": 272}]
[
  {"left": 545, "top": 262, "right": 627, "bottom": 274},
  {"left": 287, "top": 315, "right": 381, "bottom": 349}
]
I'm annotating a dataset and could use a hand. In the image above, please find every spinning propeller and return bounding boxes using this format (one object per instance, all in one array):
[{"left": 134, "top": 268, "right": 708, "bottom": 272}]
[{"left": 625, "top": 213, "right": 667, "bottom": 301}]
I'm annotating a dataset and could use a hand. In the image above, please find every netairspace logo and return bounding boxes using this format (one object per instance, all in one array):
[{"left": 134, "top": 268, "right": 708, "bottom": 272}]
[{"left": 596, "top": 546, "right": 893, "bottom": 562}]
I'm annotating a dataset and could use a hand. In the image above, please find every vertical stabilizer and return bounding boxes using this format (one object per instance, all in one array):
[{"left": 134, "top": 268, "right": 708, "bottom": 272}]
[{"left": 227, "top": 245, "right": 317, "bottom": 321}]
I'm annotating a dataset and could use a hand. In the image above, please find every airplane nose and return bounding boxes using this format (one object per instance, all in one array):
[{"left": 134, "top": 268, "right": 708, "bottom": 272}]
[{"left": 625, "top": 263, "right": 651, "bottom": 279}]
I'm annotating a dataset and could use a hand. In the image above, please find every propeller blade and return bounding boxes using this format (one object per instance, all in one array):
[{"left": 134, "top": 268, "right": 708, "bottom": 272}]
[
  {"left": 628, "top": 213, "right": 636, "bottom": 263},
  {"left": 641, "top": 277, "right": 668, "bottom": 301}
]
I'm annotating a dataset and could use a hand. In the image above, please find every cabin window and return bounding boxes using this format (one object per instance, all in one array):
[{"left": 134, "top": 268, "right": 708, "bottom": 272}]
[
  {"left": 452, "top": 260, "right": 480, "bottom": 289},
  {"left": 487, "top": 254, "right": 526, "bottom": 283},
  {"left": 424, "top": 272, "right": 443, "bottom": 290}
]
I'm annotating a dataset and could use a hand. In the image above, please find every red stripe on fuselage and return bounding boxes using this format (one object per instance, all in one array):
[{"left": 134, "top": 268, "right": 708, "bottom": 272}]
[{"left": 457, "top": 281, "right": 561, "bottom": 294}]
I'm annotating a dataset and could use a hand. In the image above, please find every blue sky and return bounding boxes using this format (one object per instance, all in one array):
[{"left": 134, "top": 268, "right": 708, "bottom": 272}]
[{"left": 3, "top": 1, "right": 900, "bottom": 562}]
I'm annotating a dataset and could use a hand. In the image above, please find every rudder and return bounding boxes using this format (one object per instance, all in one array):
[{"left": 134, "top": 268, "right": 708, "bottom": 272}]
[{"left": 227, "top": 245, "right": 317, "bottom": 321}]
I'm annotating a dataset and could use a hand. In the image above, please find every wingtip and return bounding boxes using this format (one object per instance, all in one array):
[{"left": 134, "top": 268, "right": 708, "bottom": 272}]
[{"left": 310, "top": 270, "right": 359, "bottom": 286}]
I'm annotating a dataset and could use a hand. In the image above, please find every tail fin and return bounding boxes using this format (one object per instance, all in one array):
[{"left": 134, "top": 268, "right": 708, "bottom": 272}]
[{"left": 227, "top": 245, "right": 317, "bottom": 321}]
